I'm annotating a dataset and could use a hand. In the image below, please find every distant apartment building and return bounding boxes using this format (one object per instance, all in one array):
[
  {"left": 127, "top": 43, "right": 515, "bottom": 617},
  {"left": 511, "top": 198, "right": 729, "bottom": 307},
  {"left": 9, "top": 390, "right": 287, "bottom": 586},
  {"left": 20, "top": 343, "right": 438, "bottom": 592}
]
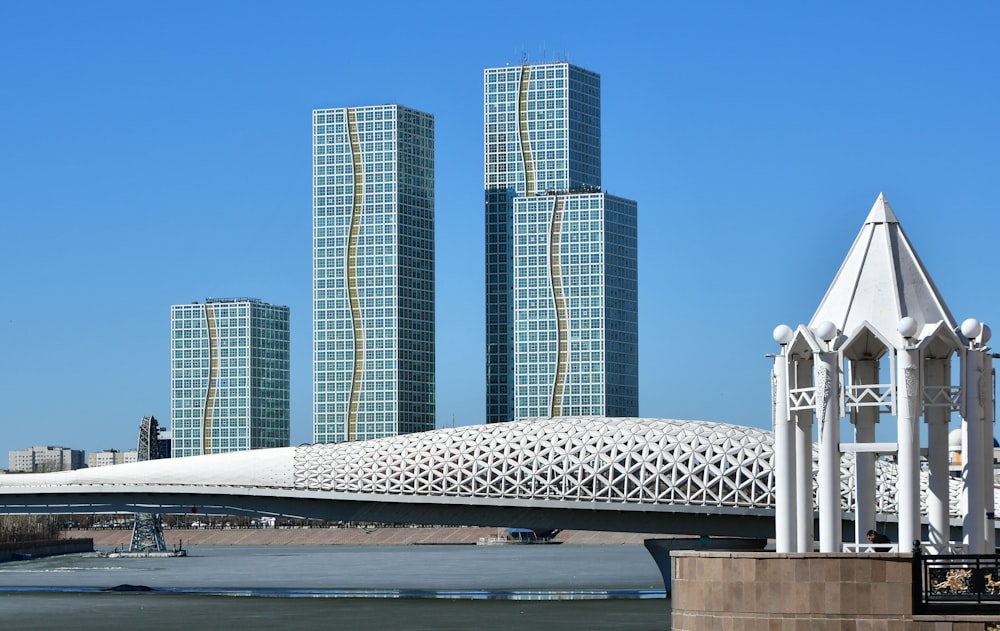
[
  {"left": 87, "top": 449, "right": 138, "bottom": 468},
  {"left": 484, "top": 62, "right": 639, "bottom": 423},
  {"left": 170, "top": 298, "right": 290, "bottom": 457},
  {"left": 312, "top": 104, "right": 436, "bottom": 443},
  {"left": 8, "top": 446, "right": 85, "bottom": 472}
]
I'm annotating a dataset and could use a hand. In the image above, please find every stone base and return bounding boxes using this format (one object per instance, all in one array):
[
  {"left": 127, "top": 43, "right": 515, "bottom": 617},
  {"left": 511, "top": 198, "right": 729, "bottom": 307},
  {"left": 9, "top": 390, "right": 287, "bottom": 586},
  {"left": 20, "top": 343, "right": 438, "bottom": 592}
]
[
  {"left": 670, "top": 551, "right": 1000, "bottom": 630},
  {"left": 643, "top": 537, "right": 767, "bottom": 595}
]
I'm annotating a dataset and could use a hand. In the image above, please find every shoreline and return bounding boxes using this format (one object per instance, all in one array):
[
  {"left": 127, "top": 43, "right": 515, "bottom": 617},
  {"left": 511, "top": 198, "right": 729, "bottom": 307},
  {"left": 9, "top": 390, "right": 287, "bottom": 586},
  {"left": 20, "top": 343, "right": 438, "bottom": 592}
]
[
  {"left": 63, "top": 527, "right": 652, "bottom": 547},
  {"left": 0, "top": 538, "right": 94, "bottom": 562}
]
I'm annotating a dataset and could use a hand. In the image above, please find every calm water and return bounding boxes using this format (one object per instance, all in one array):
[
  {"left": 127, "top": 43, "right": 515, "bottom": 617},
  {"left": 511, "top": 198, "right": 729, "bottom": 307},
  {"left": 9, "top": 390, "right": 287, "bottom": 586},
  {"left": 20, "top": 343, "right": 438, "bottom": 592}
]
[{"left": 0, "top": 545, "right": 671, "bottom": 630}]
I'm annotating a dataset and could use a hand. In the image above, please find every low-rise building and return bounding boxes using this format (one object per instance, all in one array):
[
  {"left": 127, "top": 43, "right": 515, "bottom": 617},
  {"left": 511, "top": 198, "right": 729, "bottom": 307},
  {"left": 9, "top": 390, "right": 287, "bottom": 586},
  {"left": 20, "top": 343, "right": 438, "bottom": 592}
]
[
  {"left": 8, "top": 446, "right": 85, "bottom": 472},
  {"left": 87, "top": 449, "right": 138, "bottom": 468}
]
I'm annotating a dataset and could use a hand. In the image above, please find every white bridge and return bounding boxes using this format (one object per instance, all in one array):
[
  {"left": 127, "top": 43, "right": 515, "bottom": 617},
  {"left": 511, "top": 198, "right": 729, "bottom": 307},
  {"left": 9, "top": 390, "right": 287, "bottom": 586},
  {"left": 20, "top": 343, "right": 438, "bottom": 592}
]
[{"left": 0, "top": 417, "right": 976, "bottom": 539}]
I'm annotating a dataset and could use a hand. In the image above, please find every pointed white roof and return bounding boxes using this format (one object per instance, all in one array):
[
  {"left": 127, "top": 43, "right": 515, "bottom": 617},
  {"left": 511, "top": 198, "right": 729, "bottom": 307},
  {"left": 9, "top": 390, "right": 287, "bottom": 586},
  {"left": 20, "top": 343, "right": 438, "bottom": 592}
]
[{"left": 810, "top": 194, "right": 957, "bottom": 349}]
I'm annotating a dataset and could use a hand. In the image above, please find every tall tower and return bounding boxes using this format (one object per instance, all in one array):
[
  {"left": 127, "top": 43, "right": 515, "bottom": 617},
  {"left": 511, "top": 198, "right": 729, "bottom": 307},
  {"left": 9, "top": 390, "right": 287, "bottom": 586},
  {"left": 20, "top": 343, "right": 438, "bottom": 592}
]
[
  {"left": 312, "top": 104, "right": 435, "bottom": 443},
  {"left": 484, "top": 62, "right": 638, "bottom": 423},
  {"left": 170, "top": 298, "right": 290, "bottom": 457}
]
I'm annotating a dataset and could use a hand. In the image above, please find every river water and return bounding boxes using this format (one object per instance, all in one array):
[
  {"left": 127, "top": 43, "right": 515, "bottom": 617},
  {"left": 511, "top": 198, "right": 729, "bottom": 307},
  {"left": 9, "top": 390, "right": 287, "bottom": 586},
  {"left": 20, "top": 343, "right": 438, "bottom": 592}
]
[{"left": 0, "top": 545, "right": 671, "bottom": 630}]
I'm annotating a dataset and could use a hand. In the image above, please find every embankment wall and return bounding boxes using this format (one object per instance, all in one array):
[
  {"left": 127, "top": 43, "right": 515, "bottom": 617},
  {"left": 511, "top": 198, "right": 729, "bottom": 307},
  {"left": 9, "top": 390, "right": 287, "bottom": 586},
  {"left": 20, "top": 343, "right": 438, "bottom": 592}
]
[{"left": 0, "top": 538, "right": 94, "bottom": 562}]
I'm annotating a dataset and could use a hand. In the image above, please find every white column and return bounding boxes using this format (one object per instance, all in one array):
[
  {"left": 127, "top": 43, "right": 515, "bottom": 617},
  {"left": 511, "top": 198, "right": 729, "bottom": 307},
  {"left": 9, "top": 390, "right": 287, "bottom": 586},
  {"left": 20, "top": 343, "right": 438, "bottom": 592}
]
[
  {"left": 792, "top": 356, "right": 815, "bottom": 552},
  {"left": 852, "top": 359, "right": 878, "bottom": 546},
  {"left": 773, "top": 354, "right": 795, "bottom": 552},
  {"left": 816, "top": 351, "right": 842, "bottom": 552},
  {"left": 983, "top": 353, "right": 995, "bottom": 551},
  {"left": 924, "top": 358, "right": 952, "bottom": 549},
  {"left": 896, "top": 346, "right": 921, "bottom": 550},
  {"left": 963, "top": 348, "right": 986, "bottom": 553},
  {"left": 795, "top": 406, "right": 814, "bottom": 552}
]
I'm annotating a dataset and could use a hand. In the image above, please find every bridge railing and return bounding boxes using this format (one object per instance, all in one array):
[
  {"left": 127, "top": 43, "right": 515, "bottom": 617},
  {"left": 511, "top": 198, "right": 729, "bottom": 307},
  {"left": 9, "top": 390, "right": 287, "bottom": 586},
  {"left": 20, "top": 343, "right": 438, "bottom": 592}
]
[
  {"left": 842, "top": 543, "right": 898, "bottom": 553},
  {"left": 912, "top": 546, "right": 1000, "bottom": 615}
]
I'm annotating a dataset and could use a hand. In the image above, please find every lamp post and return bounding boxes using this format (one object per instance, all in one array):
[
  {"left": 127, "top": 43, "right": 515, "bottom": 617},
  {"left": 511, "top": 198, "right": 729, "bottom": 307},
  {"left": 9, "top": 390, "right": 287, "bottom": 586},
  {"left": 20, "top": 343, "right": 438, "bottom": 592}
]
[
  {"left": 896, "top": 317, "right": 921, "bottom": 550},
  {"left": 772, "top": 324, "right": 795, "bottom": 552}
]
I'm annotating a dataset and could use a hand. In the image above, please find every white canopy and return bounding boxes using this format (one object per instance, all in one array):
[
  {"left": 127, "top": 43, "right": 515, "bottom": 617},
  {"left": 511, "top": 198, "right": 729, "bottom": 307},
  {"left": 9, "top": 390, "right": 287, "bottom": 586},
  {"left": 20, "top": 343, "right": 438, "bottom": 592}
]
[{"left": 810, "top": 193, "right": 958, "bottom": 349}]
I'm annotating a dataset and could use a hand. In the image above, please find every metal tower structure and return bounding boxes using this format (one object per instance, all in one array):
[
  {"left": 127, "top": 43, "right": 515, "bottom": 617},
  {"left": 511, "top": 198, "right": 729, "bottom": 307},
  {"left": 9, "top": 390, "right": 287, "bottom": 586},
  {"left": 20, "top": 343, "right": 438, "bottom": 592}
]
[{"left": 129, "top": 415, "right": 167, "bottom": 552}]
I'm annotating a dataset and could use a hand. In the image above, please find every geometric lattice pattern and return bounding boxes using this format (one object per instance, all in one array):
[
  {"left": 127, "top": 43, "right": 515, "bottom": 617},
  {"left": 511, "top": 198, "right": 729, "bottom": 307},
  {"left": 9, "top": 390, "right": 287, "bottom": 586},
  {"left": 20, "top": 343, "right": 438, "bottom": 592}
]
[
  {"left": 839, "top": 451, "right": 965, "bottom": 518},
  {"left": 294, "top": 417, "right": 974, "bottom": 517},
  {"left": 295, "top": 418, "right": 775, "bottom": 508}
]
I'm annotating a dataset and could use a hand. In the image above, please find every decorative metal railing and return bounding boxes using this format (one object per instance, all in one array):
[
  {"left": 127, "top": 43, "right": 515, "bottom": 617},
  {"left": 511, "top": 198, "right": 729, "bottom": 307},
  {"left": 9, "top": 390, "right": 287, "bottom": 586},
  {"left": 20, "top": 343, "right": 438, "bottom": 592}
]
[
  {"left": 842, "top": 543, "right": 898, "bottom": 553},
  {"left": 922, "top": 384, "right": 962, "bottom": 411},
  {"left": 788, "top": 386, "right": 816, "bottom": 411},
  {"left": 844, "top": 383, "right": 893, "bottom": 411},
  {"left": 913, "top": 546, "right": 1000, "bottom": 614}
]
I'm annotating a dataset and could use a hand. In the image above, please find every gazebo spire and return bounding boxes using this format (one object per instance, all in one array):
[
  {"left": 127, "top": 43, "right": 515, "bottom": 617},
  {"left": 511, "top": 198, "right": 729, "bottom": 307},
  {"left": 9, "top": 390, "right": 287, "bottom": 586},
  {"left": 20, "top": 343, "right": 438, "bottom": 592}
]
[
  {"left": 864, "top": 192, "right": 899, "bottom": 225},
  {"left": 810, "top": 193, "right": 956, "bottom": 348}
]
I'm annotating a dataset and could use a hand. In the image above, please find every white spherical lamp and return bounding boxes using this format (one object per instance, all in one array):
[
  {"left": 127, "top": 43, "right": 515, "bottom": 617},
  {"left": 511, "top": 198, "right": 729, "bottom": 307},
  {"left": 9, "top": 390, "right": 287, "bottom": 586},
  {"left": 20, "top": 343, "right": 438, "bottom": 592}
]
[
  {"left": 897, "top": 317, "right": 919, "bottom": 340},
  {"left": 961, "top": 318, "right": 983, "bottom": 339},
  {"left": 772, "top": 324, "right": 794, "bottom": 346},
  {"left": 948, "top": 428, "right": 963, "bottom": 452},
  {"left": 814, "top": 320, "right": 837, "bottom": 342},
  {"left": 982, "top": 324, "right": 992, "bottom": 344}
]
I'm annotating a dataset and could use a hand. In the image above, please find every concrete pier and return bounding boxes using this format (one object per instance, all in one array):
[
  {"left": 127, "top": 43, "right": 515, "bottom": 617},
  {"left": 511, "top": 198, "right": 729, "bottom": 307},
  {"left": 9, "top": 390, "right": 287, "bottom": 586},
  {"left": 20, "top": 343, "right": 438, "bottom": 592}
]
[{"left": 643, "top": 537, "right": 767, "bottom": 595}]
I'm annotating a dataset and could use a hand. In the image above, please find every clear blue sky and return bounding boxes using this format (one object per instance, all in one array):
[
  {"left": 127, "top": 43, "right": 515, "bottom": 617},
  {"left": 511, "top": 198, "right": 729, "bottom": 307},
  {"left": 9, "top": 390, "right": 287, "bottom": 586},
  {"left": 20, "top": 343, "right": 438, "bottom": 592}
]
[{"left": 1, "top": 1, "right": 997, "bottom": 459}]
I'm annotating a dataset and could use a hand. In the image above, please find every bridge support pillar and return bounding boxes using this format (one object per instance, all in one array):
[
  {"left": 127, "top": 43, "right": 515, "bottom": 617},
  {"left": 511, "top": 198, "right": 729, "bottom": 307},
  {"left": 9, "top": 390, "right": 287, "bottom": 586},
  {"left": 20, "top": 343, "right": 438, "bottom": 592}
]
[{"left": 643, "top": 537, "right": 767, "bottom": 596}]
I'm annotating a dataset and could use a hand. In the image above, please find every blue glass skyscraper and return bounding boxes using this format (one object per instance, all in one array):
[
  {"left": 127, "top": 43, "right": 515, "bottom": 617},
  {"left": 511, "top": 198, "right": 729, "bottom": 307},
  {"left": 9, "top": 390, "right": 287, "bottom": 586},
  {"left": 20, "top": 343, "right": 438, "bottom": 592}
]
[
  {"left": 484, "top": 62, "right": 638, "bottom": 423},
  {"left": 170, "top": 298, "right": 290, "bottom": 457},
  {"left": 312, "top": 104, "right": 435, "bottom": 443}
]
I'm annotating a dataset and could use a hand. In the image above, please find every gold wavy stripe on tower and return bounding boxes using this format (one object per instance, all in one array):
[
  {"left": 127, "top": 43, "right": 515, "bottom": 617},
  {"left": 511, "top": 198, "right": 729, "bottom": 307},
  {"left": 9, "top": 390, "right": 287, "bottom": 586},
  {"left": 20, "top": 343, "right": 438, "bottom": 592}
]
[
  {"left": 548, "top": 195, "right": 569, "bottom": 416},
  {"left": 517, "top": 65, "right": 536, "bottom": 196},
  {"left": 202, "top": 303, "right": 218, "bottom": 454},
  {"left": 345, "top": 108, "right": 365, "bottom": 442}
]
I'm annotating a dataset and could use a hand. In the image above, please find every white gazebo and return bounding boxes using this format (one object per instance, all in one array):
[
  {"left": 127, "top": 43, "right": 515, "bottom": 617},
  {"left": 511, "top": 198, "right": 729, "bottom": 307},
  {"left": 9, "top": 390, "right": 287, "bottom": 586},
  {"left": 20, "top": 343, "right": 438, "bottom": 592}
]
[{"left": 771, "top": 193, "right": 995, "bottom": 553}]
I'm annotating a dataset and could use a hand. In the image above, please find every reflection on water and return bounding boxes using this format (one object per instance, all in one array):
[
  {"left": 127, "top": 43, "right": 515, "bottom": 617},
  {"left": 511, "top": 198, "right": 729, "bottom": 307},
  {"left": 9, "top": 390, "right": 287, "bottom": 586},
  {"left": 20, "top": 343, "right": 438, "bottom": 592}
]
[{"left": 0, "top": 545, "right": 671, "bottom": 630}]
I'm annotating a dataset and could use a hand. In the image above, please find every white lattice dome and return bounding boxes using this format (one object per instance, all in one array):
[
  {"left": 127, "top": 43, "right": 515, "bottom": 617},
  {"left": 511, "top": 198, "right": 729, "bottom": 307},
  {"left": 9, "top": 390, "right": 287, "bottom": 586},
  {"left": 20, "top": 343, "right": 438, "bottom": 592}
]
[
  {"left": 294, "top": 417, "right": 775, "bottom": 507},
  {"left": 291, "top": 416, "right": 967, "bottom": 516}
]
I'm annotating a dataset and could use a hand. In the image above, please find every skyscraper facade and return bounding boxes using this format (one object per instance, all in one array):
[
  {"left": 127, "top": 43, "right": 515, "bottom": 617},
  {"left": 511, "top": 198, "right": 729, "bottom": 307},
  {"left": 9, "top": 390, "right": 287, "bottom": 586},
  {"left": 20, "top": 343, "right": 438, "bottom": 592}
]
[
  {"left": 170, "top": 298, "right": 290, "bottom": 457},
  {"left": 485, "top": 62, "right": 638, "bottom": 423},
  {"left": 312, "top": 104, "right": 435, "bottom": 443}
]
